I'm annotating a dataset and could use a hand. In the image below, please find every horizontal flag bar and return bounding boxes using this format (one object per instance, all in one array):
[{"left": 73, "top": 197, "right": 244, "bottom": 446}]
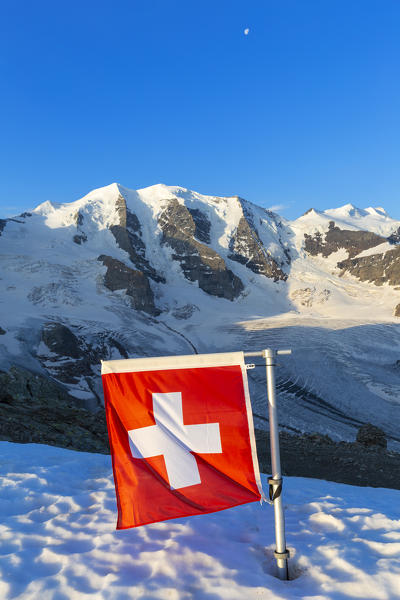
[{"left": 244, "top": 350, "right": 292, "bottom": 358}]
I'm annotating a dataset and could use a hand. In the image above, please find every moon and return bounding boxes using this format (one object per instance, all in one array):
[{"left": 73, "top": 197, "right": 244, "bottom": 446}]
[{"left": 244, "top": 28, "right": 250, "bottom": 35}]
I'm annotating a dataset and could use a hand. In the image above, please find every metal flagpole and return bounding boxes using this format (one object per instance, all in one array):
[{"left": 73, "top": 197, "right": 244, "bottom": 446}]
[{"left": 245, "top": 348, "right": 291, "bottom": 580}]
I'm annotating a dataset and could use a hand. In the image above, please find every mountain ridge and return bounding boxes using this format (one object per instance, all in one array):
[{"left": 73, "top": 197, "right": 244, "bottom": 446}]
[{"left": 1, "top": 182, "right": 400, "bottom": 451}]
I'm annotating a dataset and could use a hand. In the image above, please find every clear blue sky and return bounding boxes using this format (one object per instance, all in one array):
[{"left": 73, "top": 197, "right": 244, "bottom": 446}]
[{"left": 1, "top": 0, "right": 399, "bottom": 220}]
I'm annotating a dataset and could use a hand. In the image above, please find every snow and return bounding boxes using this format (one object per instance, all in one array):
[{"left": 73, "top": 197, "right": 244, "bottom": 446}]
[
  {"left": 355, "top": 242, "right": 394, "bottom": 259},
  {"left": 294, "top": 202, "right": 400, "bottom": 238},
  {"left": 1, "top": 441, "right": 400, "bottom": 599},
  {"left": 2, "top": 182, "right": 400, "bottom": 446}
]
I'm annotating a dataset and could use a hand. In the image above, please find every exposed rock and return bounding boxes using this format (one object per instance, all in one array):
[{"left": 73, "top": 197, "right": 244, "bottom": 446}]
[
  {"left": 187, "top": 208, "right": 211, "bottom": 244},
  {"left": 0, "top": 327, "right": 5, "bottom": 335},
  {"left": 337, "top": 245, "right": 400, "bottom": 286},
  {"left": 98, "top": 254, "right": 160, "bottom": 315},
  {"left": 255, "top": 429, "right": 400, "bottom": 490},
  {"left": 171, "top": 304, "right": 199, "bottom": 320},
  {"left": 42, "top": 322, "right": 83, "bottom": 359},
  {"left": 110, "top": 194, "right": 165, "bottom": 283},
  {"left": 73, "top": 233, "right": 87, "bottom": 244},
  {"left": 0, "top": 219, "right": 7, "bottom": 235},
  {"left": 0, "top": 366, "right": 108, "bottom": 453},
  {"left": 159, "top": 199, "right": 244, "bottom": 300},
  {"left": 356, "top": 423, "right": 387, "bottom": 449},
  {"left": 73, "top": 211, "right": 87, "bottom": 244},
  {"left": 38, "top": 323, "right": 130, "bottom": 403},
  {"left": 304, "top": 221, "right": 385, "bottom": 258},
  {"left": 388, "top": 227, "right": 400, "bottom": 244},
  {"left": 38, "top": 322, "right": 94, "bottom": 389},
  {"left": 229, "top": 216, "right": 288, "bottom": 281},
  {"left": 0, "top": 365, "right": 76, "bottom": 405},
  {"left": 395, "top": 304, "right": 400, "bottom": 317},
  {"left": 75, "top": 211, "right": 84, "bottom": 226}
]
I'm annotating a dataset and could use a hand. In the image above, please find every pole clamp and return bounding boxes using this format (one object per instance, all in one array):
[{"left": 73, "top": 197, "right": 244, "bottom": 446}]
[
  {"left": 274, "top": 549, "right": 290, "bottom": 560},
  {"left": 268, "top": 477, "right": 283, "bottom": 502}
]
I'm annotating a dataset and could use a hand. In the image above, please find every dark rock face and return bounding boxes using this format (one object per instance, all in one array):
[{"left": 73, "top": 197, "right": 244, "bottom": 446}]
[
  {"left": 0, "top": 366, "right": 108, "bottom": 453},
  {"left": 229, "top": 216, "right": 288, "bottom": 281},
  {"left": 304, "top": 221, "right": 385, "bottom": 258},
  {"left": 388, "top": 227, "right": 400, "bottom": 244},
  {"left": 42, "top": 322, "right": 83, "bottom": 359},
  {"left": 159, "top": 199, "right": 244, "bottom": 300},
  {"left": 0, "top": 327, "right": 5, "bottom": 335},
  {"left": 187, "top": 208, "right": 211, "bottom": 244},
  {"left": 38, "top": 322, "right": 130, "bottom": 400},
  {"left": 0, "top": 219, "right": 7, "bottom": 235},
  {"left": 337, "top": 245, "right": 400, "bottom": 286},
  {"left": 255, "top": 429, "right": 400, "bottom": 490},
  {"left": 395, "top": 304, "right": 400, "bottom": 317},
  {"left": 73, "top": 210, "right": 87, "bottom": 244},
  {"left": 73, "top": 234, "right": 87, "bottom": 244},
  {"left": 356, "top": 423, "right": 387, "bottom": 449},
  {"left": 98, "top": 254, "right": 160, "bottom": 315},
  {"left": 39, "top": 322, "right": 93, "bottom": 389},
  {"left": 110, "top": 194, "right": 165, "bottom": 283}
]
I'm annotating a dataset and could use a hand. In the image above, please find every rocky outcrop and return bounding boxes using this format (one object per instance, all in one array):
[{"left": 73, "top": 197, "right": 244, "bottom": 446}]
[
  {"left": 304, "top": 221, "right": 385, "bottom": 258},
  {"left": 38, "top": 322, "right": 93, "bottom": 390},
  {"left": 388, "top": 227, "right": 400, "bottom": 244},
  {"left": 356, "top": 423, "right": 387, "bottom": 449},
  {"left": 73, "top": 210, "right": 87, "bottom": 244},
  {"left": 110, "top": 194, "right": 165, "bottom": 283},
  {"left": 98, "top": 254, "right": 160, "bottom": 315},
  {"left": 255, "top": 428, "right": 400, "bottom": 490},
  {"left": 0, "top": 327, "right": 5, "bottom": 335},
  {"left": 159, "top": 199, "right": 243, "bottom": 300},
  {"left": 395, "top": 304, "right": 400, "bottom": 317},
  {"left": 187, "top": 208, "right": 211, "bottom": 244},
  {"left": 337, "top": 245, "right": 400, "bottom": 286},
  {"left": 0, "top": 366, "right": 108, "bottom": 453},
  {"left": 229, "top": 215, "right": 288, "bottom": 281},
  {"left": 0, "top": 365, "right": 75, "bottom": 406},
  {"left": 0, "top": 219, "right": 7, "bottom": 235},
  {"left": 42, "top": 322, "right": 83, "bottom": 359},
  {"left": 38, "top": 322, "right": 129, "bottom": 402}
]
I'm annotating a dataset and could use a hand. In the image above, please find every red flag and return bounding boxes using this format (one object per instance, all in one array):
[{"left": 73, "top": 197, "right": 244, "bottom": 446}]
[{"left": 101, "top": 352, "right": 263, "bottom": 529}]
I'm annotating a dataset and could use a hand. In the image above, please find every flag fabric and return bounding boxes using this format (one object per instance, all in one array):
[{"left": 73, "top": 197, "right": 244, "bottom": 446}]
[{"left": 101, "top": 352, "right": 263, "bottom": 529}]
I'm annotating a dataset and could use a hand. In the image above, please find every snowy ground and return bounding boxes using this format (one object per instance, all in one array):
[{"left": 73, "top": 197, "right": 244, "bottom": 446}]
[{"left": 1, "top": 442, "right": 400, "bottom": 599}]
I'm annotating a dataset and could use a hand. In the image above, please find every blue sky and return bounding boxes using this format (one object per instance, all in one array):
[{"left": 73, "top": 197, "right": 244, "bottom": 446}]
[{"left": 1, "top": 0, "right": 399, "bottom": 220}]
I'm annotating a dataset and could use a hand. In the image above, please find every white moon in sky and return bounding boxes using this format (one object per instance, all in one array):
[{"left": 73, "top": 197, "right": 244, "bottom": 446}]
[{"left": 244, "top": 28, "right": 250, "bottom": 35}]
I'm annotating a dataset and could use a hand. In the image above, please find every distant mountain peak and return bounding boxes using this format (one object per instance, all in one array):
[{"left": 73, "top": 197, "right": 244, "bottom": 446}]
[
  {"left": 33, "top": 199, "right": 58, "bottom": 215},
  {"left": 365, "top": 206, "right": 387, "bottom": 217}
]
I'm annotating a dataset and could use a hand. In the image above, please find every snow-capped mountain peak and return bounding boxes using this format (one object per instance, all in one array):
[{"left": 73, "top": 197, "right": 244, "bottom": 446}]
[{"left": 2, "top": 182, "right": 400, "bottom": 449}]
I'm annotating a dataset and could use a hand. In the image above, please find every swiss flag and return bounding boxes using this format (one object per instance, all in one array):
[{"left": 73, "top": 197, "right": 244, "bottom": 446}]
[{"left": 101, "top": 352, "right": 263, "bottom": 529}]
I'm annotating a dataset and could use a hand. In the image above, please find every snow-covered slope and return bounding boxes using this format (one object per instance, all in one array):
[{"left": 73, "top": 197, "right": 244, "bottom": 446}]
[
  {"left": 1, "top": 441, "right": 400, "bottom": 599},
  {"left": 1, "top": 184, "right": 400, "bottom": 446},
  {"left": 294, "top": 203, "right": 400, "bottom": 237}
]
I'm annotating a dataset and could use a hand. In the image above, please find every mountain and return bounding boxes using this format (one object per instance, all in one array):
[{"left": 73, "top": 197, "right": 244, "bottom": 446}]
[{"left": 1, "top": 183, "right": 400, "bottom": 449}]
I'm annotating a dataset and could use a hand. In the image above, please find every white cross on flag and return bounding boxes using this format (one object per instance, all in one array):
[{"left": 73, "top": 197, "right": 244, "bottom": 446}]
[{"left": 101, "top": 352, "right": 263, "bottom": 529}]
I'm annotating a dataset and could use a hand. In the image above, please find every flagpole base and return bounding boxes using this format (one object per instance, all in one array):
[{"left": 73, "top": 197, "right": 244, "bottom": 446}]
[{"left": 275, "top": 554, "right": 290, "bottom": 580}]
